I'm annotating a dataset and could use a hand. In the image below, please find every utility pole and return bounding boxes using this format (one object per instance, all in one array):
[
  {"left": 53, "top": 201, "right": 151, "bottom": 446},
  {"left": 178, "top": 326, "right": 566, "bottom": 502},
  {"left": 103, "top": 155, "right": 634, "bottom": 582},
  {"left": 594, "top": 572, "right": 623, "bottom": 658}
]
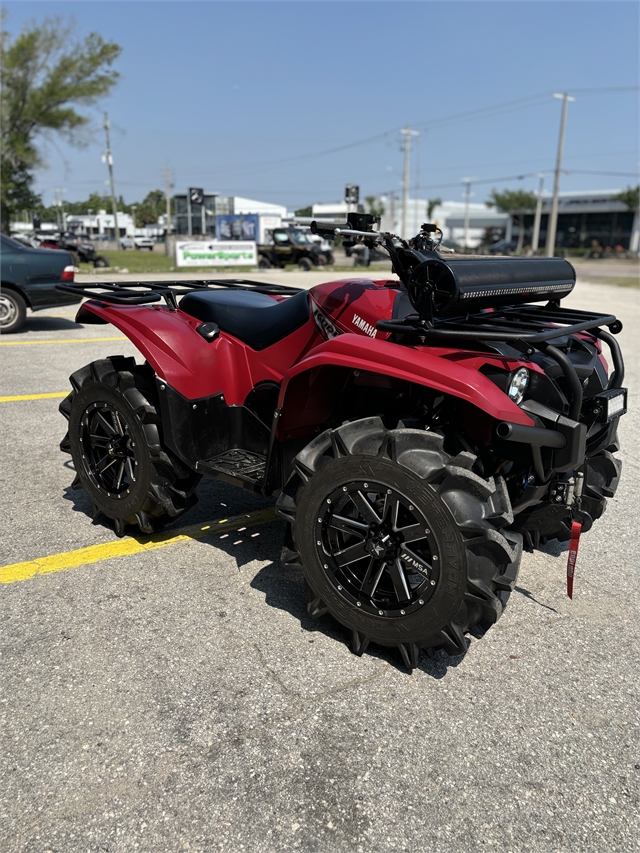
[
  {"left": 52, "top": 189, "right": 59, "bottom": 230},
  {"left": 102, "top": 112, "right": 119, "bottom": 245},
  {"left": 389, "top": 190, "right": 396, "bottom": 232},
  {"left": 53, "top": 187, "right": 67, "bottom": 231},
  {"left": 545, "top": 92, "right": 574, "bottom": 257},
  {"left": 164, "top": 165, "right": 173, "bottom": 256},
  {"left": 461, "top": 178, "right": 475, "bottom": 251},
  {"left": 400, "top": 126, "right": 419, "bottom": 239},
  {"left": 531, "top": 173, "right": 549, "bottom": 254}
]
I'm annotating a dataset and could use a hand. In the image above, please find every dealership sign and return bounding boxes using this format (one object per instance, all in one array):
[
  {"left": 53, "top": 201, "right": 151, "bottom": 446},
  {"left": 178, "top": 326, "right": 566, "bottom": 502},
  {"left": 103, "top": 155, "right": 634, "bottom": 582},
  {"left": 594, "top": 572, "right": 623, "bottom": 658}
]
[{"left": 175, "top": 240, "right": 257, "bottom": 267}]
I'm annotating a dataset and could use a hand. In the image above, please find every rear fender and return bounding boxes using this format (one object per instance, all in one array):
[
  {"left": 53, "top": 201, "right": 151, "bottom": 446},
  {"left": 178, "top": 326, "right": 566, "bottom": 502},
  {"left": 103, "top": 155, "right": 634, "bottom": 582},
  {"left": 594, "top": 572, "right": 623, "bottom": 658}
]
[
  {"left": 277, "top": 333, "right": 534, "bottom": 435},
  {"left": 76, "top": 300, "right": 252, "bottom": 401}
]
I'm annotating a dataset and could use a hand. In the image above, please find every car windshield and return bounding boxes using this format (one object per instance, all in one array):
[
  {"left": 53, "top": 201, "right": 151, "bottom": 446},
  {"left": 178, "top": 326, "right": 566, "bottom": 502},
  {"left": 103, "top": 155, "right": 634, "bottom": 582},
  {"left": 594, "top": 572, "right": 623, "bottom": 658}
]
[{"left": 289, "top": 230, "right": 310, "bottom": 243}]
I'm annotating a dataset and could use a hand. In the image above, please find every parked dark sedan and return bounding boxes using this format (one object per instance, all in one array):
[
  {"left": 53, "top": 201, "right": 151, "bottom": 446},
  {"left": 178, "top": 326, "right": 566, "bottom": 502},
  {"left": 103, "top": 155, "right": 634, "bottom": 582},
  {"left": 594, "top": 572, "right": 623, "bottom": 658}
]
[{"left": 1, "top": 234, "right": 81, "bottom": 332}]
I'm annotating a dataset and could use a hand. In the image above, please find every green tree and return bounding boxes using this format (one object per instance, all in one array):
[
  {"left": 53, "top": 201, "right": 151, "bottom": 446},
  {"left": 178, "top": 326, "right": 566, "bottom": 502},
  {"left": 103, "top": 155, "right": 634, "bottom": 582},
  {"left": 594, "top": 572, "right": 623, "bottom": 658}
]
[
  {"left": 615, "top": 185, "right": 639, "bottom": 211},
  {"left": 365, "top": 196, "right": 385, "bottom": 219},
  {"left": 294, "top": 205, "right": 312, "bottom": 217},
  {"left": 1, "top": 15, "right": 121, "bottom": 232},
  {"left": 487, "top": 188, "right": 537, "bottom": 254},
  {"left": 427, "top": 198, "right": 442, "bottom": 219},
  {"left": 134, "top": 189, "right": 165, "bottom": 226}
]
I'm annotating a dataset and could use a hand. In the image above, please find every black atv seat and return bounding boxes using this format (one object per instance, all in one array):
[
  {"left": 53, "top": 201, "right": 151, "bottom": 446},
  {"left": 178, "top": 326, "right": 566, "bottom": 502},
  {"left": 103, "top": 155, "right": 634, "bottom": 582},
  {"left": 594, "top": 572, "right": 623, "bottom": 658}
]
[{"left": 179, "top": 288, "right": 310, "bottom": 350}]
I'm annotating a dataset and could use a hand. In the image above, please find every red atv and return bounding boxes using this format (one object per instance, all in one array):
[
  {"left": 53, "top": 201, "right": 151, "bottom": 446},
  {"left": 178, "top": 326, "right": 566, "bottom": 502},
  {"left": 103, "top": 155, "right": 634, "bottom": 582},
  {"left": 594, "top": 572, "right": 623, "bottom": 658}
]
[{"left": 57, "top": 215, "right": 626, "bottom": 667}]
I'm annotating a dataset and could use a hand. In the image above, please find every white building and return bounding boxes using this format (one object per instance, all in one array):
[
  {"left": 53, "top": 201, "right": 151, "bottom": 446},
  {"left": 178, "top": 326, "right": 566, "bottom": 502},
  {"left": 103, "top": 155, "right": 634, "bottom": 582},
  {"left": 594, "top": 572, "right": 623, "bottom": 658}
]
[
  {"left": 232, "top": 197, "right": 287, "bottom": 217},
  {"left": 65, "top": 210, "right": 134, "bottom": 239},
  {"left": 312, "top": 201, "right": 350, "bottom": 220},
  {"left": 310, "top": 197, "right": 506, "bottom": 247},
  {"left": 379, "top": 198, "right": 507, "bottom": 247}
]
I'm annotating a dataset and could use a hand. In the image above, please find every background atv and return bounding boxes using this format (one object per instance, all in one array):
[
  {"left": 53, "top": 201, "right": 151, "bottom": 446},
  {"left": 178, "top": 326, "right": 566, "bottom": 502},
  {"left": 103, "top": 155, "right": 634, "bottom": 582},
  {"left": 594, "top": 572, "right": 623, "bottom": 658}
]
[
  {"left": 38, "top": 232, "right": 110, "bottom": 268},
  {"left": 57, "top": 215, "right": 626, "bottom": 668},
  {"left": 258, "top": 227, "right": 332, "bottom": 270}
]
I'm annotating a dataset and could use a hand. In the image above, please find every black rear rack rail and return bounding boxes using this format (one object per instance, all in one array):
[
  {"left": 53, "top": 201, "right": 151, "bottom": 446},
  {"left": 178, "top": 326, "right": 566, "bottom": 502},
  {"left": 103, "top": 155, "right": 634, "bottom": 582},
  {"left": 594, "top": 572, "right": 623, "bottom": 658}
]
[{"left": 57, "top": 279, "right": 304, "bottom": 310}]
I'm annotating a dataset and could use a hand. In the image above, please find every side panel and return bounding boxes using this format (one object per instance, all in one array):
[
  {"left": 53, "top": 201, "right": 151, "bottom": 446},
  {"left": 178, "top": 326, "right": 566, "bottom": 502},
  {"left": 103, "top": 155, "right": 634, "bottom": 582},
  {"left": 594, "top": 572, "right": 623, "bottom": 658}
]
[
  {"left": 77, "top": 300, "right": 322, "bottom": 402},
  {"left": 277, "top": 333, "right": 535, "bottom": 432}
]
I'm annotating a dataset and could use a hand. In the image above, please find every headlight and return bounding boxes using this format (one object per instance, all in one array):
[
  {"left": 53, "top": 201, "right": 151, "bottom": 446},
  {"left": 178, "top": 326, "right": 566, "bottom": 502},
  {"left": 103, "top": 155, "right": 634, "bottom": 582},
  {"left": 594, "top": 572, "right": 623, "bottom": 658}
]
[
  {"left": 507, "top": 367, "right": 529, "bottom": 405},
  {"left": 607, "top": 392, "right": 625, "bottom": 419}
]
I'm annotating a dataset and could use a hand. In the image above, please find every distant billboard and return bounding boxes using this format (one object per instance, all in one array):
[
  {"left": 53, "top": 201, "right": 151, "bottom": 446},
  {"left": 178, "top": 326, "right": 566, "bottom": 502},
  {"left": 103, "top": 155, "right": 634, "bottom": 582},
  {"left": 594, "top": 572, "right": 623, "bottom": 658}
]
[
  {"left": 216, "top": 214, "right": 259, "bottom": 241},
  {"left": 175, "top": 240, "right": 256, "bottom": 267}
]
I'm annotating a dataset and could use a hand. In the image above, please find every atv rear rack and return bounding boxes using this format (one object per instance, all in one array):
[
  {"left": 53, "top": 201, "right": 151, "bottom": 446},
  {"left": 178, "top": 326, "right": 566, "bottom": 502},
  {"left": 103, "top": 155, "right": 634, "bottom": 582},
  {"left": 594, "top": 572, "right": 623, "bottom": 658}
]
[
  {"left": 56, "top": 279, "right": 304, "bottom": 310},
  {"left": 377, "top": 302, "right": 624, "bottom": 422}
]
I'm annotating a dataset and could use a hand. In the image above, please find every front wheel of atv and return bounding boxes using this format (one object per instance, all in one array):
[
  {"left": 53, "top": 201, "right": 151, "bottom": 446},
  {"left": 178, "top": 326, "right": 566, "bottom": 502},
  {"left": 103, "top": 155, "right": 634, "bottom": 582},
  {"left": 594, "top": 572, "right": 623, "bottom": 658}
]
[
  {"left": 276, "top": 417, "right": 522, "bottom": 667},
  {"left": 298, "top": 257, "right": 313, "bottom": 271},
  {"left": 60, "top": 357, "right": 201, "bottom": 536}
]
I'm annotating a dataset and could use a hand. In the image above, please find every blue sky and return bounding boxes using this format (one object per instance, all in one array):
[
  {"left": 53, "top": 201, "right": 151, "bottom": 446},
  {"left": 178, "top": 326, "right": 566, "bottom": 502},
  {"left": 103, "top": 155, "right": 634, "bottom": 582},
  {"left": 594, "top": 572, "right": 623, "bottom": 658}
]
[{"left": 6, "top": 1, "right": 639, "bottom": 210}]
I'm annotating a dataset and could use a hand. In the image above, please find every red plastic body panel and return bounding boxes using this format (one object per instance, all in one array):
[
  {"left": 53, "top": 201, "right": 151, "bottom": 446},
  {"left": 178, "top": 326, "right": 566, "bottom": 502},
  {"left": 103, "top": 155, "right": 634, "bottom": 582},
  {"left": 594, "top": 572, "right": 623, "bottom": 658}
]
[
  {"left": 277, "top": 333, "right": 535, "bottom": 431},
  {"left": 77, "top": 300, "right": 323, "bottom": 403},
  {"left": 79, "top": 281, "right": 534, "bottom": 427},
  {"left": 310, "top": 277, "right": 400, "bottom": 338}
]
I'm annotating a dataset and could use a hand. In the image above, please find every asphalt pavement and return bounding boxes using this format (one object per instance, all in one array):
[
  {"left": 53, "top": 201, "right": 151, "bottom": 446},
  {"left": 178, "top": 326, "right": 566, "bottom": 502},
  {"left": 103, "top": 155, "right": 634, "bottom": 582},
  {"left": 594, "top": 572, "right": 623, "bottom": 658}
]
[{"left": 1, "top": 270, "right": 638, "bottom": 853}]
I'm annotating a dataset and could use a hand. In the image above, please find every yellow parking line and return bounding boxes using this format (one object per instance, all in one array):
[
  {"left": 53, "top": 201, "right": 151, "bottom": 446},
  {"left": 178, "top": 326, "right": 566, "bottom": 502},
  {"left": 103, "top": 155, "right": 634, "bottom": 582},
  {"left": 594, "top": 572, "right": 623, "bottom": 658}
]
[
  {"left": 0, "top": 392, "right": 67, "bottom": 402},
  {"left": 0, "top": 507, "right": 278, "bottom": 585},
  {"left": 0, "top": 336, "right": 125, "bottom": 346}
]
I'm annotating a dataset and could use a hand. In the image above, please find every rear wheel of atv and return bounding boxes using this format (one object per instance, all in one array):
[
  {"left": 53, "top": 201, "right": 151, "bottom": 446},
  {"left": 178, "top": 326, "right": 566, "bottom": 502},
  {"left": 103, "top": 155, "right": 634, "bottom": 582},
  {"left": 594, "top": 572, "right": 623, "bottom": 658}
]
[
  {"left": 93, "top": 255, "right": 110, "bottom": 268},
  {"left": 298, "top": 257, "right": 313, "bottom": 271},
  {"left": 277, "top": 417, "right": 522, "bottom": 667},
  {"left": 258, "top": 256, "right": 272, "bottom": 269},
  {"left": 60, "top": 357, "right": 201, "bottom": 536}
]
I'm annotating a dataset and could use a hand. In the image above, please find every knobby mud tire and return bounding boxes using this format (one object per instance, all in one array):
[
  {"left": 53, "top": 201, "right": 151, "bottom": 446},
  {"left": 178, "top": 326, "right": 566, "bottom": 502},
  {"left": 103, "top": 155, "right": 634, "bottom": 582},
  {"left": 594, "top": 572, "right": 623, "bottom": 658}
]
[
  {"left": 60, "top": 356, "right": 201, "bottom": 536},
  {"left": 276, "top": 417, "right": 523, "bottom": 667}
]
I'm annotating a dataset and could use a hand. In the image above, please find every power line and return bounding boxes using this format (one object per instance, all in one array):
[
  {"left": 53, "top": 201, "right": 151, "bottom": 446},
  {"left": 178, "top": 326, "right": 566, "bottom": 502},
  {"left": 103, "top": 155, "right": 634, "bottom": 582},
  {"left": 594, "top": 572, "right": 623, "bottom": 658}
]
[
  {"left": 565, "top": 169, "right": 639, "bottom": 177},
  {"left": 204, "top": 89, "right": 622, "bottom": 180},
  {"left": 570, "top": 86, "right": 639, "bottom": 94}
]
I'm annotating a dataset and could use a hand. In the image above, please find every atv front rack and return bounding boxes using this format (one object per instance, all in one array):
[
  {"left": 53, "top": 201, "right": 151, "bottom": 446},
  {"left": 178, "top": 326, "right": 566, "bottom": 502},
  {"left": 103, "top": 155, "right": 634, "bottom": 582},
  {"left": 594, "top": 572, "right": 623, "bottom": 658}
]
[
  {"left": 56, "top": 279, "right": 304, "bottom": 310},
  {"left": 377, "top": 302, "right": 624, "bottom": 421}
]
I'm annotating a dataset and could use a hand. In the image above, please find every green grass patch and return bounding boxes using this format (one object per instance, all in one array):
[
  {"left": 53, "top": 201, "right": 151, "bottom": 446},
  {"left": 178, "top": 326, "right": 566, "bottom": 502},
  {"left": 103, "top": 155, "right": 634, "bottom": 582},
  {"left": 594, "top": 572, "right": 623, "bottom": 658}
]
[{"left": 601, "top": 276, "right": 639, "bottom": 288}]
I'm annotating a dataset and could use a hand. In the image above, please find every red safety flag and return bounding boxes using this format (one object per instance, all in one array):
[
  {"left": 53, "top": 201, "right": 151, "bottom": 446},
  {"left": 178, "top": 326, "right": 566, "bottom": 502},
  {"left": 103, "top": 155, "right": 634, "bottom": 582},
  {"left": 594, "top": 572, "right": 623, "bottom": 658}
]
[{"left": 566, "top": 520, "right": 582, "bottom": 599}]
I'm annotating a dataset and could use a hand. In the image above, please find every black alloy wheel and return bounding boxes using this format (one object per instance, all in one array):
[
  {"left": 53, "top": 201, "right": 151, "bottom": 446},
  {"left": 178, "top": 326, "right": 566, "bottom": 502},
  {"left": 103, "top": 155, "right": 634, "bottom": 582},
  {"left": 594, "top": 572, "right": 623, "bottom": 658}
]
[
  {"left": 317, "top": 482, "right": 439, "bottom": 618},
  {"left": 60, "top": 357, "right": 201, "bottom": 536},
  {"left": 277, "top": 417, "right": 522, "bottom": 667},
  {"left": 79, "top": 400, "right": 139, "bottom": 499}
]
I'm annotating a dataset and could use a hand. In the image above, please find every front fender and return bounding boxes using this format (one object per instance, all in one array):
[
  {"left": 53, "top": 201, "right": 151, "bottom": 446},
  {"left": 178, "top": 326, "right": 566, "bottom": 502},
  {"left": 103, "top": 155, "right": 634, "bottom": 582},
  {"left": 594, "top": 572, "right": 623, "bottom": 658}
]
[{"left": 277, "top": 333, "right": 534, "bottom": 429}]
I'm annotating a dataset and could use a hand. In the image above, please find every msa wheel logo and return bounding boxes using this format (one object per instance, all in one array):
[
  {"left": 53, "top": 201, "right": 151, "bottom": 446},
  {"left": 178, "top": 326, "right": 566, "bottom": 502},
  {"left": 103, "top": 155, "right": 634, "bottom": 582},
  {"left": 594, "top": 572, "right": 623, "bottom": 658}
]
[
  {"left": 400, "top": 550, "right": 430, "bottom": 577},
  {"left": 311, "top": 302, "right": 341, "bottom": 339},
  {"left": 352, "top": 313, "right": 377, "bottom": 338}
]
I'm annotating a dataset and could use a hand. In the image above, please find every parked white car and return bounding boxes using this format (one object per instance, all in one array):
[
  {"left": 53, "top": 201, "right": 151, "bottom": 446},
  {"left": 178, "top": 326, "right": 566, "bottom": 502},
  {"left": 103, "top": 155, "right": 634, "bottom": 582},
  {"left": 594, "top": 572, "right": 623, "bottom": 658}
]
[{"left": 121, "top": 236, "right": 155, "bottom": 251}]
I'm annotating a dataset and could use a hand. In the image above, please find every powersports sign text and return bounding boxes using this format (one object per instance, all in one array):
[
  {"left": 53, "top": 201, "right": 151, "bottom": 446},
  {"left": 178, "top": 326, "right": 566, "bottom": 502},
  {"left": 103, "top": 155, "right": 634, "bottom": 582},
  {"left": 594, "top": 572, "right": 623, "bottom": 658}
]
[{"left": 175, "top": 241, "right": 257, "bottom": 267}]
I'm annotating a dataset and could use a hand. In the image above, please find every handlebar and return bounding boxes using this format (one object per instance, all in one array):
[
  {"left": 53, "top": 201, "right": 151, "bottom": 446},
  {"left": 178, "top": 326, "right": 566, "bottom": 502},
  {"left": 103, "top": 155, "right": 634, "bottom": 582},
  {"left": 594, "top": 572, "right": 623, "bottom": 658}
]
[{"left": 310, "top": 220, "right": 350, "bottom": 236}]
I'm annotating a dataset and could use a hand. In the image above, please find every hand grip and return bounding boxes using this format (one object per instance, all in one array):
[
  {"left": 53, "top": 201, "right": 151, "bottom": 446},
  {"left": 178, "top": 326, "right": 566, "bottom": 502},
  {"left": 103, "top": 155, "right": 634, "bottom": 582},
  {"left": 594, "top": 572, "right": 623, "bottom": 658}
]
[{"left": 310, "top": 220, "right": 347, "bottom": 236}]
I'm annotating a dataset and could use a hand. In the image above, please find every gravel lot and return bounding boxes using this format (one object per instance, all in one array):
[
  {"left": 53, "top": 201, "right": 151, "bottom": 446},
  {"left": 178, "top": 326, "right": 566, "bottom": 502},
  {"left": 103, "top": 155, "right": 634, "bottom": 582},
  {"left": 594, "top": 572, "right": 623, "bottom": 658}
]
[{"left": 1, "top": 270, "right": 638, "bottom": 853}]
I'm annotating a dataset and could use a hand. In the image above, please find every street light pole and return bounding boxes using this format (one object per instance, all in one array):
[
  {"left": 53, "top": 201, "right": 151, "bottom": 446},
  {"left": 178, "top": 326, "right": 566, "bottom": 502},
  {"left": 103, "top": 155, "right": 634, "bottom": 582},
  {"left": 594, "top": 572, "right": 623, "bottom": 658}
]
[
  {"left": 545, "top": 92, "right": 574, "bottom": 257},
  {"left": 102, "top": 112, "right": 120, "bottom": 246},
  {"left": 461, "top": 178, "right": 475, "bottom": 251},
  {"left": 163, "top": 165, "right": 173, "bottom": 257},
  {"left": 531, "top": 173, "right": 548, "bottom": 254},
  {"left": 399, "top": 126, "right": 419, "bottom": 239}
]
